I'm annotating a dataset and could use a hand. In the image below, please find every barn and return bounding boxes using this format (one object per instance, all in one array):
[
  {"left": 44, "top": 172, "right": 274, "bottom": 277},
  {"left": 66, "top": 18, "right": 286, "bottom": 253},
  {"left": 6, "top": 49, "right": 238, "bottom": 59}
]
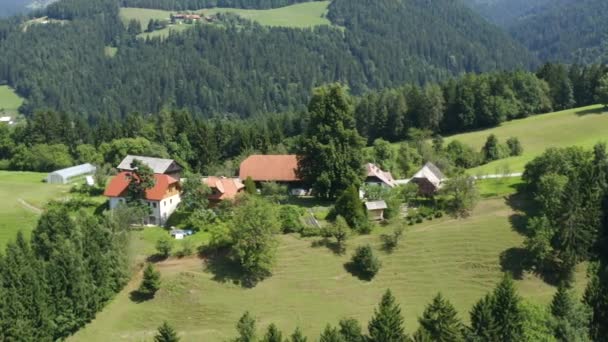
[{"left": 46, "top": 163, "right": 97, "bottom": 184}]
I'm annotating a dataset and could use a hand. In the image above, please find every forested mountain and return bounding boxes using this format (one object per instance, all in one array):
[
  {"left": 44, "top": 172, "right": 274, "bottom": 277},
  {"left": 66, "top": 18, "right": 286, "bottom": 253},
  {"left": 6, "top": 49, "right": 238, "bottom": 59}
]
[
  {"left": 462, "top": 0, "right": 551, "bottom": 27},
  {"left": 0, "top": 0, "right": 536, "bottom": 119},
  {"left": 464, "top": 0, "right": 608, "bottom": 64},
  {"left": 508, "top": 0, "right": 608, "bottom": 64}
]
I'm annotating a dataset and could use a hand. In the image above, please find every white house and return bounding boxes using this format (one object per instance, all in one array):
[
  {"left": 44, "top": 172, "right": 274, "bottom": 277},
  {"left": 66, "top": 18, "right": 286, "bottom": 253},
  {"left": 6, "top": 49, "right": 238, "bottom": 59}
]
[{"left": 104, "top": 171, "right": 181, "bottom": 226}]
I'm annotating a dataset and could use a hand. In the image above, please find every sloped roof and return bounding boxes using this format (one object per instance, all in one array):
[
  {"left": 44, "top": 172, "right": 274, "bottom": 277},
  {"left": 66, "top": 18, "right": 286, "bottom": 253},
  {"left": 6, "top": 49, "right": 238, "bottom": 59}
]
[
  {"left": 412, "top": 162, "right": 446, "bottom": 188},
  {"left": 117, "top": 155, "right": 180, "bottom": 174},
  {"left": 104, "top": 171, "right": 179, "bottom": 201},
  {"left": 239, "top": 155, "right": 300, "bottom": 182},
  {"left": 204, "top": 176, "right": 244, "bottom": 200},
  {"left": 366, "top": 163, "right": 396, "bottom": 187},
  {"left": 365, "top": 200, "right": 387, "bottom": 210},
  {"left": 48, "top": 163, "right": 96, "bottom": 178}
]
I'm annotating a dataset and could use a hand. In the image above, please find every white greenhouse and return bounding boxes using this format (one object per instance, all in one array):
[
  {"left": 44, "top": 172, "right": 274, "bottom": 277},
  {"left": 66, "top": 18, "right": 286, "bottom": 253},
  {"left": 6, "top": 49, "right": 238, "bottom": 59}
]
[{"left": 46, "top": 163, "right": 97, "bottom": 184}]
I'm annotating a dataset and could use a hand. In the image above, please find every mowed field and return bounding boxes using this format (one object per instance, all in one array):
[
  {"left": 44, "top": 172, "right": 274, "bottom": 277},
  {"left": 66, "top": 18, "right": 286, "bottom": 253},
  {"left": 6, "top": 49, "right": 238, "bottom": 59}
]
[
  {"left": 120, "top": 1, "right": 331, "bottom": 38},
  {"left": 70, "top": 184, "right": 585, "bottom": 342},
  {"left": 0, "top": 85, "right": 24, "bottom": 116},
  {"left": 443, "top": 104, "right": 608, "bottom": 174},
  {"left": 0, "top": 171, "right": 71, "bottom": 248}
]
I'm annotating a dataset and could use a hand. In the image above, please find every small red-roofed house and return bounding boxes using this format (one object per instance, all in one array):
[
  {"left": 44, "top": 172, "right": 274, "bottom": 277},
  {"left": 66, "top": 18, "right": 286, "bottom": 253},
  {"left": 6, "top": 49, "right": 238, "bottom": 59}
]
[{"left": 204, "top": 176, "right": 245, "bottom": 202}]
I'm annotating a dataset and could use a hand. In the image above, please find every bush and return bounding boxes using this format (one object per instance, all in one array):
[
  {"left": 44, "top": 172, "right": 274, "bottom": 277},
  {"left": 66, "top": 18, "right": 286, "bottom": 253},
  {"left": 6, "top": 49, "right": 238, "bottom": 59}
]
[
  {"left": 137, "top": 263, "right": 160, "bottom": 299},
  {"left": 279, "top": 205, "right": 304, "bottom": 233},
  {"left": 156, "top": 236, "right": 173, "bottom": 258},
  {"left": 176, "top": 239, "right": 194, "bottom": 258},
  {"left": 381, "top": 226, "right": 404, "bottom": 252},
  {"left": 300, "top": 226, "right": 322, "bottom": 237},
  {"left": 506, "top": 137, "right": 523, "bottom": 156},
  {"left": 349, "top": 245, "right": 381, "bottom": 280}
]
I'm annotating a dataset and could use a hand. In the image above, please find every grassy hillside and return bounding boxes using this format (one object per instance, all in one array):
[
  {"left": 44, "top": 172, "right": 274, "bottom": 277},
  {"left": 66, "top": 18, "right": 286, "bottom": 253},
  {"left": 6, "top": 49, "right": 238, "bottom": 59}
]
[
  {"left": 120, "top": 1, "right": 331, "bottom": 38},
  {"left": 0, "top": 85, "right": 24, "bottom": 116},
  {"left": 442, "top": 104, "right": 608, "bottom": 174},
  {"left": 0, "top": 171, "right": 71, "bottom": 248},
  {"left": 70, "top": 189, "right": 585, "bottom": 342}
]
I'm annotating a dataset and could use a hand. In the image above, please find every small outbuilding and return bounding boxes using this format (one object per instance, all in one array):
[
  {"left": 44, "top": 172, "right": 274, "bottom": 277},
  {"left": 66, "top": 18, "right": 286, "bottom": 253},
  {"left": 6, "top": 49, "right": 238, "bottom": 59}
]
[
  {"left": 46, "top": 163, "right": 97, "bottom": 184},
  {"left": 411, "top": 162, "right": 446, "bottom": 195},
  {"left": 365, "top": 200, "right": 388, "bottom": 221}
]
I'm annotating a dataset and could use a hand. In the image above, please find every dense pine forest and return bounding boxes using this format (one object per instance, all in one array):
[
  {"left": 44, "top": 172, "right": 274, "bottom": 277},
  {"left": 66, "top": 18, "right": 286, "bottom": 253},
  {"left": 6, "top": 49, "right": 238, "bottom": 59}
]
[{"left": 0, "top": 0, "right": 536, "bottom": 119}]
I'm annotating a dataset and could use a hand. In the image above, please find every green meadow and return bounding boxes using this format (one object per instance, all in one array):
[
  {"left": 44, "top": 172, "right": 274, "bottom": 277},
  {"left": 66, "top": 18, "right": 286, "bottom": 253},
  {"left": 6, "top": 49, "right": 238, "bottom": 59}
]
[
  {"left": 0, "top": 171, "right": 71, "bottom": 248},
  {"left": 0, "top": 85, "right": 24, "bottom": 116},
  {"left": 443, "top": 104, "right": 608, "bottom": 174},
  {"left": 120, "top": 1, "right": 331, "bottom": 38},
  {"left": 70, "top": 181, "right": 584, "bottom": 342}
]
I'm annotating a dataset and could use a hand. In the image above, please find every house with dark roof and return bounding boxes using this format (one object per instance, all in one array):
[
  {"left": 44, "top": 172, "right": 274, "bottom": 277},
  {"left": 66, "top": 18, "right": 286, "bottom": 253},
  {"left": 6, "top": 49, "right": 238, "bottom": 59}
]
[
  {"left": 239, "top": 155, "right": 302, "bottom": 185},
  {"left": 104, "top": 171, "right": 182, "bottom": 226},
  {"left": 117, "top": 155, "right": 183, "bottom": 179},
  {"left": 204, "top": 176, "right": 245, "bottom": 202},
  {"left": 411, "top": 162, "right": 446, "bottom": 195}
]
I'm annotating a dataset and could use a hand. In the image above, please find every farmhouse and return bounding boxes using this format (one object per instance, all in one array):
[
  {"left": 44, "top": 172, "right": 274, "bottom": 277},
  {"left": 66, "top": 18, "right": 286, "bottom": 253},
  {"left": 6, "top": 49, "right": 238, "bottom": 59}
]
[
  {"left": 117, "top": 155, "right": 183, "bottom": 179},
  {"left": 171, "top": 13, "right": 202, "bottom": 23},
  {"left": 46, "top": 163, "right": 97, "bottom": 184},
  {"left": 104, "top": 172, "right": 181, "bottom": 226},
  {"left": 239, "top": 154, "right": 302, "bottom": 185},
  {"left": 365, "top": 163, "right": 396, "bottom": 188},
  {"left": 365, "top": 200, "right": 387, "bottom": 221},
  {"left": 204, "top": 176, "right": 245, "bottom": 202},
  {"left": 411, "top": 162, "right": 446, "bottom": 195}
]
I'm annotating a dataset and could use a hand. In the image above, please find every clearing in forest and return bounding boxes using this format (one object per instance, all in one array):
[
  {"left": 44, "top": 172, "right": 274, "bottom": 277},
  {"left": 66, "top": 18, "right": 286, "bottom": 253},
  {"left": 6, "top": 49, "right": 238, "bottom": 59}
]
[
  {"left": 0, "top": 85, "right": 24, "bottom": 116},
  {"left": 120, "top": 1, "right": 332, "bottom": 38},
  {"left": 70, "top": 183, "right": 586, "bottom": 342}
]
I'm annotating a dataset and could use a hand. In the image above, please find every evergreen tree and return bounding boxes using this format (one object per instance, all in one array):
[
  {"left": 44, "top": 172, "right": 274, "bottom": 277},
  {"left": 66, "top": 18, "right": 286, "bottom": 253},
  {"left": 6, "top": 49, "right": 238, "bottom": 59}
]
[
  {"left": 290, "top": 327, "right": 308, "bottom": 342},
  {"left": 481, "top": 134, "right": 501, "bottom": 162},
  {"left": 235, "top": 311, "right": 257, "bottom": 342},
  {"left": 598, "top": 73, "right": 608, "bottom": 108},
  {"left": 367, "top": 290, "right": 408, "bottom": 342},
  {"left": 138, "top": 263, "right": 161, "bottom": 298},
  {"left": 156, "top": 236, "right": 173, "bottom": 258},
  {"left": 155, "top": 321, "right": 180, "bottom": 342},
  {"left": 418, "top": 293, "right": 464, "bottom": 342},
  {"left": 551, "top": 285, "right": 591, "bottom": 342},
  {"left": 244, "top": 176, "right": 256, "bottom": 195},
  {"left": 412, "top": 328, "right": 433, "bottom": 342},
  {"left": 297, "top": 84, "right": 365, "bottom": 199},
  {"left": 338, "top": 318, "right": 363, "bottom": 342},
  {"left": 491, "top": 275, "right": 524, "bottom": 341},
  {"left": 468, "top": 294, "right": 498, "bottom": 341},
  {"left": 350, "top": 245, "right": 382, "bottom": 280},
  {"left": 262, "top": 323, "right": 283, "bottom": 342},
  {"left": 328, "top": 186, "right": 369, "bottom": 233},
  {"left": 320, "top": 325, "right": 345, "bottom": 342}
]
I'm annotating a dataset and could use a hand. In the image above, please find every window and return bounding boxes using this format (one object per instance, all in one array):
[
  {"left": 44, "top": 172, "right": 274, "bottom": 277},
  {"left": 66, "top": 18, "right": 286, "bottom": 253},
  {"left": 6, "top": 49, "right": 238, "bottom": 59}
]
[
  {"left": 170, "top": 199, "right": 173, "bottom": 204},
  {"left": 153, "top": 202, "right": 157, "bottom": 208},
  {"left": 163, "top": 201, "right": 166, "bottom": 207}
]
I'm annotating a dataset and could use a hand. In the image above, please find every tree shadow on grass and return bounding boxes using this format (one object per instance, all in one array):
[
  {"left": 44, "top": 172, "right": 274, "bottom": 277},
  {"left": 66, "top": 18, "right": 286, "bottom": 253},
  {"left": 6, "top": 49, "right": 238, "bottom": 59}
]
[
  {"left": 576, "top": 107, "right": 605, "bottom": 116},
  {"left": 506, "top": 190, "right": 539, "bottom": 237},
  {"left": 200, "top": 248, "right": 262, "bottom": 288},
  {"left": 499, "top": 247, "right": 532, "bottom": 280},
  {"left": 146, "top": 254, "right": 167, "bottom": 263},
  {"left": 343, "top": 262, "right": 374, "bottom": 282},
  {"left": 129, "top": 290, "right": 153, "bottom": 303},
  {"left": 311, "top": 238, "right": 344, "bottom": 255}
]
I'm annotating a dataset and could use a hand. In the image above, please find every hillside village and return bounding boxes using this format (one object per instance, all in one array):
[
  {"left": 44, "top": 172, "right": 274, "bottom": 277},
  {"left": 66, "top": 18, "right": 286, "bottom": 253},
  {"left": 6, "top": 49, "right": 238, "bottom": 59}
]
[{"left": 97, "top": 154, "right": 445, "bottom": 230}]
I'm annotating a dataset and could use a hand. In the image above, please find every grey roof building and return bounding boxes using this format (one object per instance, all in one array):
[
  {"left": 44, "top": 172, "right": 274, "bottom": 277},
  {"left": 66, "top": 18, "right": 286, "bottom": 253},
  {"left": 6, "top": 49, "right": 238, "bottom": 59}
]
[
  {"left": 46, "top": 163, "right": 97, "bottom": 184},
  {"left": 117, "top": 155, "right": 182, "bottom": 176}
]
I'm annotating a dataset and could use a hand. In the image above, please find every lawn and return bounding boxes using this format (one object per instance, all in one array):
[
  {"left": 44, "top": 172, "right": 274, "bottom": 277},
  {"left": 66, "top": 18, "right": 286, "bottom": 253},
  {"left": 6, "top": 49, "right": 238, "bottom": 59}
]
[
  {"left": 0, "top": 171, "right": 71, "bottom": 248},
  {"left": 0, "top": 85, "right": 24, "bottom": 116},
  {"left": 206, "top": 1, "right": 331, "bottom": 28},
  {"left": 120, "top": 1, "right": 331, "bottom": 38},
  {"left": 443, "top": 104, "right": 608, "bottom": 174},
  {"left": 70, "top": 192, "right": 585, "bottom": 342}
]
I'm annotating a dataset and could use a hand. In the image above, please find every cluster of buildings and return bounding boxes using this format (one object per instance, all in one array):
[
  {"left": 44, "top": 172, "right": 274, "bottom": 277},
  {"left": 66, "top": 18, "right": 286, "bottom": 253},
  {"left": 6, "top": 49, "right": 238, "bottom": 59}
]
[
  {"left": 170, "top": 13, "right": 214, "bottom": 23},
  {"left": 94, "top": 154, "right": 446, "bottom": 226}
]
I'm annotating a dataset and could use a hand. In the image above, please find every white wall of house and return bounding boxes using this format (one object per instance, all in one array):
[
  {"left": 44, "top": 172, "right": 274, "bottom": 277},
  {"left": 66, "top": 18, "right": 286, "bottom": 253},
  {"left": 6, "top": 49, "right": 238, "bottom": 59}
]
[{"left": 108, "top": 193, "right": 181, "bottom": 226}]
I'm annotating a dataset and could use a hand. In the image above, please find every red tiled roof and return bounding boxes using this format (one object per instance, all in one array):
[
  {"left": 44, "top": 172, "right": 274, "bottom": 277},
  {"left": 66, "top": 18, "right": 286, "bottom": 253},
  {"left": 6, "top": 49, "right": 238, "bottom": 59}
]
[
  {"left": 205, "top": 177, "right": 244, "bottom": 201},
  {"left": 239, "top": 155, "right": 301, "bottom": 182},
  {"left": 104, "top": 172, "right": 179, "bottom": 201}
]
